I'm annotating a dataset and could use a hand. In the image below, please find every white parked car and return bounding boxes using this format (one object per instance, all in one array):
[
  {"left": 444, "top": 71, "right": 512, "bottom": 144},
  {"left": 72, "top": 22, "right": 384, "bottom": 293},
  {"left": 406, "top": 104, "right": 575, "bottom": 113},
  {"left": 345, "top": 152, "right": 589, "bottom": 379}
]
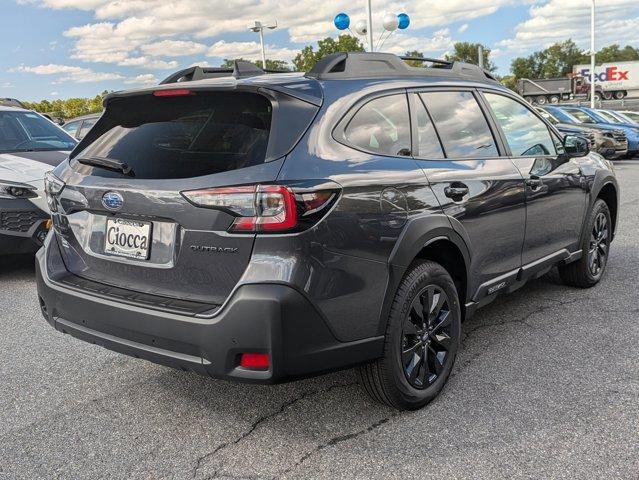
[{"left": 0, "top": 106, "right": 76, "bottom": 254}]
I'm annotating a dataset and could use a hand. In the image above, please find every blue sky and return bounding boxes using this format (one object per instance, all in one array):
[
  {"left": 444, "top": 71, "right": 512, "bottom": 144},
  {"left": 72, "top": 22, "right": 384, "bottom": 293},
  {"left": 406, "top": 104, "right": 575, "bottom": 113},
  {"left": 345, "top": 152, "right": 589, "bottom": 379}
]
[{"left": 2, "top": 0, "right": 637, "bottom": 101}]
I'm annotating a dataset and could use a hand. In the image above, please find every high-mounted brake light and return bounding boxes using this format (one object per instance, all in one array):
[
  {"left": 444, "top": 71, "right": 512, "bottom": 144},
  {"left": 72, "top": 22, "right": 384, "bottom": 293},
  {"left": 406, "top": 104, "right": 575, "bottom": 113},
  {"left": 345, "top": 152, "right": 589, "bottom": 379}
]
[
  {"left": 181, "top": 184, "right": 339, "bottom": 233},
  {"left": 153, "top": 89, "right": 193, "bottom": 97}
]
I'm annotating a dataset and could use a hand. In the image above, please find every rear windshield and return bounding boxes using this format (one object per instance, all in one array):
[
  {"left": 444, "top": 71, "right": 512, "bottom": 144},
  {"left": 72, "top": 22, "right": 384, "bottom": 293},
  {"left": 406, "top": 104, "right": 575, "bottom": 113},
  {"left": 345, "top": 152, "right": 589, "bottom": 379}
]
[{"left": 72, "top": 92, "right": 272, "bottom": 179}]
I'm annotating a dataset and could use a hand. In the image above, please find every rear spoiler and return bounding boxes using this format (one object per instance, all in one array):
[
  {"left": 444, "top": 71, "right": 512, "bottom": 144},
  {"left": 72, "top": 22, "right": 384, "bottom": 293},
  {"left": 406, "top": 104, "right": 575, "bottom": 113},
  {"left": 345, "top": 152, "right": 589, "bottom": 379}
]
[{"left": 160, "top": 61, "right": 290, "bottom": 84}]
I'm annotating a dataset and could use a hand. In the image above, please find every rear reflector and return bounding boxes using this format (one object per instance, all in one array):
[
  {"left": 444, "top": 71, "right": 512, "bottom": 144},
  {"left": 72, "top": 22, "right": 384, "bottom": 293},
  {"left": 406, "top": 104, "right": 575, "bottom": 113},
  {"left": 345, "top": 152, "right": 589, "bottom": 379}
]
[
  {"left": 153, "top": 89, "right": 193, "bottom": 97},
  {"left": 239, "top": 353, "right": 270, "bottom": 370}
]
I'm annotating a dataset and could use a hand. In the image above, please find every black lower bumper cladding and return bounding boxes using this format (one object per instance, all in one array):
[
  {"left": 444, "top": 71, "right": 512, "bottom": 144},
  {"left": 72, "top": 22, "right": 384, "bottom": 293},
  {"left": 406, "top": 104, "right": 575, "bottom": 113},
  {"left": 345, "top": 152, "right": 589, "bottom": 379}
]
[{"left": 36, "top": 235, "right": 383, "bottom": 383}]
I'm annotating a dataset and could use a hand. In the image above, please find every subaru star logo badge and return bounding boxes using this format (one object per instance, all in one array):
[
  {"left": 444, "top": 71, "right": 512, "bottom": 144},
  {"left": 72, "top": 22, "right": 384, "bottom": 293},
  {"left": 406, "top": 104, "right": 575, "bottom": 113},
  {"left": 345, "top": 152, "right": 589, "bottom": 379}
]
[{"left": 102, "top": 191, "right": 124, "bottom": 211}]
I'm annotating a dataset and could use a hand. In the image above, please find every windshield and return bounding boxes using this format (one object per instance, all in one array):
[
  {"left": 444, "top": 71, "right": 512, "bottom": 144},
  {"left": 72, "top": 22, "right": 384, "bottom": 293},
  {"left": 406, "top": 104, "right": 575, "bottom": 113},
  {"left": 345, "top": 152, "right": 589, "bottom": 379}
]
[
  {"left": 537, "top": 109, "right": 558, "bottom": 125},
  {"left": 597, "top": 111, "right": 621, "bottom": 123},
  {"left": 0, "top": 110, "right": 77, "bottom": 153},
  {"left": 563, "top": 109, "right": 596, "bottom": 124}
]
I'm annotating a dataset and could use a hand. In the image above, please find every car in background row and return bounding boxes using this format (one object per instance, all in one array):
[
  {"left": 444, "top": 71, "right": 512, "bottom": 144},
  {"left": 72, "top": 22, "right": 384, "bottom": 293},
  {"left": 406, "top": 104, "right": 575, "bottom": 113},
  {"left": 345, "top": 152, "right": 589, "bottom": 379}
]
[
  {"left": 617, "top": 111, "right": 639, "bottom": 124},
  {"left": 597, "top": 109, "right": 639, "bottom": 127},
  {"left": 0, "top": 106, "right": 76, "bottom": 255},
  {"left": 62, "top": 113, "right": 100, "bottom": 141},
  {"left": 537, "top": 106, "right": 628, "bottom": 159},
  {"left": 554, "top": 105, "right": 639, "bottom": 158}
]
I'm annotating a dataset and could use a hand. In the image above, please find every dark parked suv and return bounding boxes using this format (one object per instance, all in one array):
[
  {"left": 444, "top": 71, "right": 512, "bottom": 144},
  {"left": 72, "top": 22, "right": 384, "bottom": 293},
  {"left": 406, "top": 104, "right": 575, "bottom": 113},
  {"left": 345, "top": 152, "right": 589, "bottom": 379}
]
[{"left": 37, "top": 53, "right": 619, "bottom": 410}]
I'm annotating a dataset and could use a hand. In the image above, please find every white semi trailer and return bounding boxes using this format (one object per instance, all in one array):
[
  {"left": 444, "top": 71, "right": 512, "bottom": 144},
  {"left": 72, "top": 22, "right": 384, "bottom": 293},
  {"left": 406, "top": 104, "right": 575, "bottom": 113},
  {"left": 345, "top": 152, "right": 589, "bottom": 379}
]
[{"left": 573, "top": 61, "right": 639, "bottom": 100}]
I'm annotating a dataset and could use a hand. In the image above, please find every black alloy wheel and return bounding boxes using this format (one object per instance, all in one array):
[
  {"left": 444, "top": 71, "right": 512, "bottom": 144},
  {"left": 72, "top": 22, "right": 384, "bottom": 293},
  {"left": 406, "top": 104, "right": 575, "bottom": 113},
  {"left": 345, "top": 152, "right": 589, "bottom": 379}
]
[
  {"left": 588, "top": 212, "right": 609, "bottom": 277},
  {"left": 401, "top": 285, "right": 452, "bottom": 389}
]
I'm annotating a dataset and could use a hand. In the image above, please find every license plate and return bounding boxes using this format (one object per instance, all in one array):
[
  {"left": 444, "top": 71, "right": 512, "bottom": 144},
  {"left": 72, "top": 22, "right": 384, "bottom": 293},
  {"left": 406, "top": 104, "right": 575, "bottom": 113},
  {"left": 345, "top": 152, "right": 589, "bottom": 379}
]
[{"left": 104, "top": 218, "right": 152, "bottom": 260}]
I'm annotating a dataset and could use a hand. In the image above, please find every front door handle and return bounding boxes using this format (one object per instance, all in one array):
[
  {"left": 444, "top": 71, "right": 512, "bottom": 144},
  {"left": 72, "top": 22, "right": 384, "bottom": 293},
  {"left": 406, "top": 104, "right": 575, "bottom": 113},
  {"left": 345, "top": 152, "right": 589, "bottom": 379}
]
[
  {"left": 525, "top": 176, "right": 543, "bottom": 189},
  {"left": 444, "top": 183, "right": 469, "bottom": 200}
]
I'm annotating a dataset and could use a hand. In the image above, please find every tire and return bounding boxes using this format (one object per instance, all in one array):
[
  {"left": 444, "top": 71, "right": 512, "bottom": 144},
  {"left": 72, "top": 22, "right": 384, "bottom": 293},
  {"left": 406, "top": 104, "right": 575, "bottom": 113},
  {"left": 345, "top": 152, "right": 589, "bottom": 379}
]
[
  {"left": 559, "top": 199, "right": 612, "bottom": 288},
  {"left": 613, "top": 91, "right": 626, "bottom": 100},
  {"left": 602, "top": 92, "right": 613, "bottom": 100},
  {"left": 537, "top": 96, "right": 548, "bottom": 105},
  {"left": 359, "top": 260, "right": 461, "bottom": 410},
  {"left": 549, "top": 95, "right": 560, "bottom": 104}
]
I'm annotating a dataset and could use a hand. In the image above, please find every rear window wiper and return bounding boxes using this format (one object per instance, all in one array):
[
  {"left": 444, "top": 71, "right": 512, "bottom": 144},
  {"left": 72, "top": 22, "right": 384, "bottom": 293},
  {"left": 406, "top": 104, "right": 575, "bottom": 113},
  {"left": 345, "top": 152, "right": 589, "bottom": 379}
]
[{"left": 76, "top": 156, "right": 135, "bottom": 176}]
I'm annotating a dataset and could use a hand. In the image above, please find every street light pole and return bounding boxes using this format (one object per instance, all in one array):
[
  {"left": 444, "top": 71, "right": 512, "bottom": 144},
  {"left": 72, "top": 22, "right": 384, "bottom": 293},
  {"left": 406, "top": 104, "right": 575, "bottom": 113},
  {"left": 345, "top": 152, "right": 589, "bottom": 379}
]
[
  {"left": 365, "top": 0, "right": 374, "bottom": 52},
  {"left": 590, "top": 0, "right": 596, "bottom": 108},
  {"left": 249, "top": 20, "right": 277, "bottom": 69}
]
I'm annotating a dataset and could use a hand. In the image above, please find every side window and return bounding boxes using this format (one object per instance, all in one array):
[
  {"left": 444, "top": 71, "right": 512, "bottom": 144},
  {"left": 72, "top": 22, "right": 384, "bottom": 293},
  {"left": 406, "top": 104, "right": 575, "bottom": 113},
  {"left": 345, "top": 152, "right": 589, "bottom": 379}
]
[
  {"left": 62, "top": 120, "right": 81, "bottom": 138},
  {"left": 77, "top": 118, "right": 97, "bottom": 139},
  {"left": 343, "top": 94, "right": 411, "bottom": 156},
  {"left": 419, "top": 91, "right": 498, "bottom": 158},
  {"left": 484, "top": 93, "right": 556, "bottom": 157},
  {"left": 413, "top": 95, "right": 445, "bottom": 159}
]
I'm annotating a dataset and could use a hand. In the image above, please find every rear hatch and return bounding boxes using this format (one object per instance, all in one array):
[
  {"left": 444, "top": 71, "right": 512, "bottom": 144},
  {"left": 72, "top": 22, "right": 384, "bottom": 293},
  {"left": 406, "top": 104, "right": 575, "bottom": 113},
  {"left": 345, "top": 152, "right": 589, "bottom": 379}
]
[{"left": 51, "top": 82, "right": 320, "bottom": 310}]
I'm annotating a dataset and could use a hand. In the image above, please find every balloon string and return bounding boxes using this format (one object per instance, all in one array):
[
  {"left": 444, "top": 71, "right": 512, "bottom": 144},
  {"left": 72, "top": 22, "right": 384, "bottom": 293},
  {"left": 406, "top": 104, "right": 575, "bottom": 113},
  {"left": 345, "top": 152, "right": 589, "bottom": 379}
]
[{"left": 378, "top": 30, "right": 395, "bottom": 51}]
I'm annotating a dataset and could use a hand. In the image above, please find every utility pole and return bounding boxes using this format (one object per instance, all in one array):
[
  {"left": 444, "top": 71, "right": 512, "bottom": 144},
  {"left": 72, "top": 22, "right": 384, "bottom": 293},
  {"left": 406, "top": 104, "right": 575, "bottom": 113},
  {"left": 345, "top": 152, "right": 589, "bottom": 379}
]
[
  {"left": 478, "top": 45, "right": 484, "bottom": 69},
  {"left": 365, "top": 0, "right": 374, "bottom": 52},
  {"left": 590, "top": 0, "right": 596, "bottom": 108},
  {"left": 249, "top": 20, "right": 277, "bottom": 69}
]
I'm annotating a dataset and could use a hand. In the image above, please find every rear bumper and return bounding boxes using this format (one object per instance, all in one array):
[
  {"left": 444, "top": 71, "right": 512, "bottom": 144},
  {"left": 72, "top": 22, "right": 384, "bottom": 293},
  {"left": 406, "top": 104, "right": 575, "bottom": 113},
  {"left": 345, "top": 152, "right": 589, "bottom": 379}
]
[
  {"left": 36, "top": 236, "right": 384, "bottom": 383},
  {"left": 0, "top": 198, "right": 49, "bottom": 255}
]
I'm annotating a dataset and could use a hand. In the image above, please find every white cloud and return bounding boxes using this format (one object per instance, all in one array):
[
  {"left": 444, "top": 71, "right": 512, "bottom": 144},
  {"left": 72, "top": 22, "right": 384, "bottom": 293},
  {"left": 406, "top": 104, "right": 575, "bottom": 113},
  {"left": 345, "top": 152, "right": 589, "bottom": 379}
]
[
  {"left": 9, "top": 63, "right": 123, "bottom": 83},
  {"left": 141, "top": 40, "right": 208, "bottom": 57},
  {"left": 499, "top": 0, "right": 639, "bottom": 53},
  {"left": 50, "top": 91, "right": 59, "bottom": 96},
  {"left": 29, "top": 0, "right": 532, "bottom": 67},
  {"left": 124, "top": 73, "right": 158, "bottom": 85},
  {"left": 207, "top": 41, "right": 298, "bottom": 62},
  {"left": 382, "top": 28, "right": 455, "bottom": 55},
  {"left": 458, "top": 23, "right": 469, "bottom": 33}
]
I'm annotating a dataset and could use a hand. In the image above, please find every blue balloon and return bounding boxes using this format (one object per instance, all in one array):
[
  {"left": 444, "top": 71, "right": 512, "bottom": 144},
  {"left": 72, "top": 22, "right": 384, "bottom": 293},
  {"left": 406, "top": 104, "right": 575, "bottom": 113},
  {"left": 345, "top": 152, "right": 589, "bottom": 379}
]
[
  {"left": 397, "top": 13, "right": 410, "bottom": 30},
  {"left": 334, "top": 13, "right": 350, "bottom": 30}
]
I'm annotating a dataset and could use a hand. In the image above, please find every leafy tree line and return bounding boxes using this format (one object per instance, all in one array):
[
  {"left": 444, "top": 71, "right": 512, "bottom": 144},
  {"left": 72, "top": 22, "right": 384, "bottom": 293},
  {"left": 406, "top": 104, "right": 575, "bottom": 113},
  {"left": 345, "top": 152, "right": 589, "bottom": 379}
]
[
  {"left": 23, "top": 91, "right": 108, "bottom": 120},
  {"left": 21, "top": 37, "right": 639, "bottom": 117}
]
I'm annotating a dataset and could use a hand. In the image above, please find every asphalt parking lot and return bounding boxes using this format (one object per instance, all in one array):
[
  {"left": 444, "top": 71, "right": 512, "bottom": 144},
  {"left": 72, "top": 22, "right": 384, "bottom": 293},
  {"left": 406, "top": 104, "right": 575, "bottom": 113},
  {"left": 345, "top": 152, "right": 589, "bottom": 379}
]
[{"left": 1, "top": 161, "right": 638, "bottom": 480}]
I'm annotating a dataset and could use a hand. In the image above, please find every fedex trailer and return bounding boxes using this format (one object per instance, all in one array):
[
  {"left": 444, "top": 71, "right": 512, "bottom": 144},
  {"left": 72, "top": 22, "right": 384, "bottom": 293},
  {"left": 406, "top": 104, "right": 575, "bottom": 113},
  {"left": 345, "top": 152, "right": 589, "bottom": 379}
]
[{"left": 574, "top": 61, "right": 639, "bottom": 100}]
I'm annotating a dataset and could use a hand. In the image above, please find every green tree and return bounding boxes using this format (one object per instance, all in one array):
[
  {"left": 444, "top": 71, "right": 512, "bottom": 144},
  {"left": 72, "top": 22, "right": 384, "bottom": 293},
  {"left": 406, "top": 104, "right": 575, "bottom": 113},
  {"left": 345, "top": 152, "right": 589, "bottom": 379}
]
[
  {"left": 596, "top": 44, "right": 639, "bottom": 63},
  {"left": 23, "top": 91, "right": 108, "bottom": 120},
  {"left": 498, "top": 74, "right": 517, "bottom": 91},
  {"left": 220, "top": 58, "right": 290, "bottom": 71},
  {"left": 292, "top": 35, "right": 364, "bottom": 72},
  {"left": 404, "top": 50, "right": 425, "bottom": 67},
  {"left": 445, "top": 42, "right": 497, "bottom": 72},
  {"left": 510, "top": 39, "right": 588, "bottom": 80}
]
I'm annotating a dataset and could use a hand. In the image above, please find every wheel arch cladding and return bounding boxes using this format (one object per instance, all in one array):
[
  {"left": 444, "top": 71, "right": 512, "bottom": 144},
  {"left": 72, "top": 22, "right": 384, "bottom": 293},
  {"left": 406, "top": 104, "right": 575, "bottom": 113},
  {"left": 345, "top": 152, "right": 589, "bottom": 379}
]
[
  {"left": 596, "top": 182, "right": 618, "bottom": 237},
  {"left": 379, "top": 216, "right": 471, "bottom": 335}
]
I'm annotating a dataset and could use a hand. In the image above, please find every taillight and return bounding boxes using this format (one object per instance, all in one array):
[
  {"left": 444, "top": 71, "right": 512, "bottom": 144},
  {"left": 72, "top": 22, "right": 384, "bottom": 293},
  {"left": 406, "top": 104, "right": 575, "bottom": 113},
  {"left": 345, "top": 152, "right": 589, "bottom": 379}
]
[{"left": 181, "top": 184, "right": 338, "bottom": 233}]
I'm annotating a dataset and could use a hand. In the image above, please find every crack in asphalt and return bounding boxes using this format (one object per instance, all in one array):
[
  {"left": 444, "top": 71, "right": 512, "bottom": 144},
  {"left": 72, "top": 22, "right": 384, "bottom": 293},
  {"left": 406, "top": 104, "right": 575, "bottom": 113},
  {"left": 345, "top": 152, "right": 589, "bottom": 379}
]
[
  {"left": 274, "top": 415, "right": 398, "bottom": 479},
  {"left": 462, "top": 297, "right": 583, "bottom": 343},
  {"left": 192, "top": 381, "right": 358, "bottom": 479}
]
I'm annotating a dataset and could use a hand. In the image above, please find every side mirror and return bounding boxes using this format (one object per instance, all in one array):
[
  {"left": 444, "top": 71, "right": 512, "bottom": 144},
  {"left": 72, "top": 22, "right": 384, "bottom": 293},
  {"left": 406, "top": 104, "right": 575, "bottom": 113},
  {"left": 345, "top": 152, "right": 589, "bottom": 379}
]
[{"left": 563, "top": 134, "right": 590, "bottom": 158}]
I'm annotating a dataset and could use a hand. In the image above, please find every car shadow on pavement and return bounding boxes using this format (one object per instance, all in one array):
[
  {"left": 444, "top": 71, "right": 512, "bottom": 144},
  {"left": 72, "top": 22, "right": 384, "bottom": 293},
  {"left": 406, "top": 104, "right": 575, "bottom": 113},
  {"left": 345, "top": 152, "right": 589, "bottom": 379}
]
[{"left": 0, "top": 254, "right": 35, "bottom": 279}]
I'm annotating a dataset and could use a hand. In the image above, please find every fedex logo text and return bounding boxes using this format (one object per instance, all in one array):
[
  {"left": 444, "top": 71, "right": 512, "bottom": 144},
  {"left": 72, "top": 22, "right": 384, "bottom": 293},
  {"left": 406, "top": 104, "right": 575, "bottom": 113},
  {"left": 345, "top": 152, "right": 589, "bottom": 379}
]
[{"left": 580, "top": 67, "right": 630, "bottom": 82}]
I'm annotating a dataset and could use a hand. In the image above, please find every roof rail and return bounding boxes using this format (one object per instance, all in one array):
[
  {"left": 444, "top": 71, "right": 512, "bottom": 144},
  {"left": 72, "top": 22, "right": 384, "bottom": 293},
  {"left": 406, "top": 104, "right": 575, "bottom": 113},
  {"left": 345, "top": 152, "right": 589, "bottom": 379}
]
[
  {"left": 399, "top": 56, "right": 452, "bottom": 67},
  {"left": 306, "top": 52, "right": 498, "bottom": 83},
  {"left": 160, "top": 60, "right": 275, "bottom": 84}
]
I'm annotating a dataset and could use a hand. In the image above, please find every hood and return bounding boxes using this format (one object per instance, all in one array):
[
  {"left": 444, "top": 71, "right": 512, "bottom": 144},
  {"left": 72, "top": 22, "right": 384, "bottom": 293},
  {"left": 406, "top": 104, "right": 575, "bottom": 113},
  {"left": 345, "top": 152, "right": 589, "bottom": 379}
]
[{"left": 0, "top": 151, "right": 69, "bottom": 183}]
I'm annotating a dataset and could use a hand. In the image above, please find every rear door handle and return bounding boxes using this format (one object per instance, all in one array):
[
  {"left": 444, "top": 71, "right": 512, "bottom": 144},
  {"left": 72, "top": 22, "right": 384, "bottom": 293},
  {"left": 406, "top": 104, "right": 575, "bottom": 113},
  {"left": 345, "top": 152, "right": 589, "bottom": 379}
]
[
  {"left": 444, "top": 183, "right": 469, "bottom": 200},
  {"left": 525, "top": 176, "right": 543, "bottom": 189}
]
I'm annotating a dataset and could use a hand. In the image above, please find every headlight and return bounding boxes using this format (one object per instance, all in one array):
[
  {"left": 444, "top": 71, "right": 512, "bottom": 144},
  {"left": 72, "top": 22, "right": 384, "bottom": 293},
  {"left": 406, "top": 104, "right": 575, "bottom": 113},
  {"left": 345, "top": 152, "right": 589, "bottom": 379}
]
[
  {"left": 0, "top": 180, "right": 38, "bottom": 200},
  {"left": 44, "top": 172, "right": 66, "bottom": 212}
]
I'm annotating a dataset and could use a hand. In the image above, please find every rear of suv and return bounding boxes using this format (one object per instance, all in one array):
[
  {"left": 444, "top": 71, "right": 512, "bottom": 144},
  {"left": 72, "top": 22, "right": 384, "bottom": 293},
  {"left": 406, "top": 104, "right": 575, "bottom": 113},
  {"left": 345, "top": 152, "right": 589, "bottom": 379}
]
[{"left": 37, "top": 53, "right": 619, "bottom": 410}]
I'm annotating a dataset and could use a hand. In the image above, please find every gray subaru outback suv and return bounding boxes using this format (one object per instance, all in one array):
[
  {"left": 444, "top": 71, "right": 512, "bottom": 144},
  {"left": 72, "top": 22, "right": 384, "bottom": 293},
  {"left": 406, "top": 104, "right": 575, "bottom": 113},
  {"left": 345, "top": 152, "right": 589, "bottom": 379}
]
[{"left": 37, "top": 53, "right": 618, "bottom": 410}]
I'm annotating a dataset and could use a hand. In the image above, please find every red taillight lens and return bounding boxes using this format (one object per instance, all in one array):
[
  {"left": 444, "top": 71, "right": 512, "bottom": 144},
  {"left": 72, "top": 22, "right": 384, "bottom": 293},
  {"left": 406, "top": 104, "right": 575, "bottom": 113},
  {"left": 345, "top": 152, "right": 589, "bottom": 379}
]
[
  {"left": 239, "top": 353, "right": 270, "bottom": 370},
  {"left": 153, "top": 89, "right": 193, "bottom": 97},
  {"left": 181, "top": 184, "right": 337, "bottom": 233}
]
